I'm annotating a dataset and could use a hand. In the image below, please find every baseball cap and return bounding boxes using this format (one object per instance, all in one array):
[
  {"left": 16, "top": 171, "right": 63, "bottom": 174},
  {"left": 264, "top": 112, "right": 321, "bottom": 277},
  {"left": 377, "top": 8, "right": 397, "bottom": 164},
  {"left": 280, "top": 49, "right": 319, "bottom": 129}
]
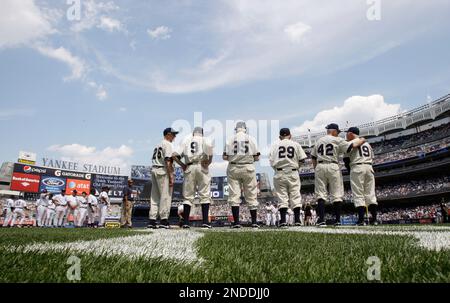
[
  {"left": 163, "top": 128, "right": 179, "bottom": 136},
  {"left": 235, "top": 121, "right": 247, "bottom": 130},
  {"left": 326, "top": 123, "right": 341, "bottom": 133},
  {"left": 280, "top": 128, "right": 291, "bottom": 136},
  {"left": 347, "top": 127, "right": 360, "bottom": 135},
  {"left": 193, "top": 127, "right": 204, "bottom": 135}
]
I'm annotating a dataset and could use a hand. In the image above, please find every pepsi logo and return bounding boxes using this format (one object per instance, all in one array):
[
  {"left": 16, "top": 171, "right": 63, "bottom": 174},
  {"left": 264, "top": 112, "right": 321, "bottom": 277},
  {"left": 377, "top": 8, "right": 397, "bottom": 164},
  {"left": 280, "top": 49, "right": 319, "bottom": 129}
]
[{"left": 23, "top": 166, "right": 32, "bottom": 173}]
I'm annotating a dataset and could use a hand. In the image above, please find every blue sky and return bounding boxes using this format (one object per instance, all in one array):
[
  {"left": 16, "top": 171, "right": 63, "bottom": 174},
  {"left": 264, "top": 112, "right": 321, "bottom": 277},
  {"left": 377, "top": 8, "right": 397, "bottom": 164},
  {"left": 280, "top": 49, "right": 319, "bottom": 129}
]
[{"left": 1, "top": 0, "right": 450, "bottom": 177}]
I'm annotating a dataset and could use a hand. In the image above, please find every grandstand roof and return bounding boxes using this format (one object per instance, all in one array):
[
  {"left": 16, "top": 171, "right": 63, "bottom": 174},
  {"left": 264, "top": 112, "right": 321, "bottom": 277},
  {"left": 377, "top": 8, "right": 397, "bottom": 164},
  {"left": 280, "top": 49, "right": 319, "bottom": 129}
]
[{"left": 294, "top": 94, "right": 450, "bottom": 147}]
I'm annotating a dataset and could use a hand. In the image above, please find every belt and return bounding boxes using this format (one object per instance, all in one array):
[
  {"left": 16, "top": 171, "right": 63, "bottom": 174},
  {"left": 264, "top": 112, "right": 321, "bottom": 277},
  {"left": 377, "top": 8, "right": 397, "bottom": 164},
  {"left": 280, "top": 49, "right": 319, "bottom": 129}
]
[
  {"left": 152, "top": 165, "right": 165, "bottom": 168},
  {"left": 355, "top": 162, "right": 372, "bottom": 166},
  {"left": 230, "top": 162, "right": 254, "bottom": 165},
  {"left": 318, "top": 161, "right": 338, "bottom": 165},
  {"left": 186, "top": 162, "right": 200, "bottom": 166},
  {"left": 277, "top": 168, "right": 298, "bottom": 172}
]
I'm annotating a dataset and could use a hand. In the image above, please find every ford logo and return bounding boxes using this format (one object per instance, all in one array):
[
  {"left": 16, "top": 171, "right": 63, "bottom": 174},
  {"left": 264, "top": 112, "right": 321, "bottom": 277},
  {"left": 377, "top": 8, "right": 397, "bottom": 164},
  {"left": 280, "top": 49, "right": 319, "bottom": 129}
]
[{"left": 42, "top": 178, "right": 65, "bottom": 187}]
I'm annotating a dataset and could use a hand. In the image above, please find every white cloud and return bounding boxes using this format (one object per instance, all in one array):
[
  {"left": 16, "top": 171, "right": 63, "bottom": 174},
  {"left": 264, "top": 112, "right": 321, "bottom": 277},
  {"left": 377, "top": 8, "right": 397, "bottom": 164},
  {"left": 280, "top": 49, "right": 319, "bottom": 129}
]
[
  {"left": 88, "top": 82, "right": 108, "bottom": 101},
  {"left": 71, "top": 0, "right": 122, "bottom": 33},
  {"left": 293, "top": 95, "right": 403, "bottom": 134},
  {"left": 98, "top": 16, "right": 124, "bottom": 33},
  {"left": 147, "top": 26, "right": 172, "bottom": 40},
  {"left": 284, "top": 22, "right": 312, "bottom": 43},
  {"left": 119, "top": 107, "right": 127, "bottom": 112},
  {"left": 48, "top": 144, "right": 134, "bottom": 171},
  {"left": 36, "top": 46, "right": 87, "bottom": 81},
  {"left": 109, "top": 0, "right": 448, "bottom": 94},
  {"left": 0, "top": 0, "right": 57, "bottom": 49}
]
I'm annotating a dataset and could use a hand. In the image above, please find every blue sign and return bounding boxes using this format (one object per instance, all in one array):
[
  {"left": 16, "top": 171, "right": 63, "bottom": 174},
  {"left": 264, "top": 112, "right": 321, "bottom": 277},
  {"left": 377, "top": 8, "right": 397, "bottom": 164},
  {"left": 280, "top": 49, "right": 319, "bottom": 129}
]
[{"left": 39, "top": 175, "right": 66, "bottom": 193}]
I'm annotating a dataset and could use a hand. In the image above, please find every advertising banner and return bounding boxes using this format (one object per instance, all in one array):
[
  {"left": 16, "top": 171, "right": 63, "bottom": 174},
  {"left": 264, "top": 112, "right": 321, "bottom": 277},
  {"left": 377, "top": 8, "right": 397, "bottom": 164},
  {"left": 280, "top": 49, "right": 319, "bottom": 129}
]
[
  {"left": 91, "top": 174, "right": 128, "bottom": 198},
  {"left": 10, "top": 173, "right": 40, "bottom": 193},
  {"left": 39, "top": 176, "right": 66, "bottom": 193},
  {"left": 66, "top": 179, "right": 91, "bottom": 195}
]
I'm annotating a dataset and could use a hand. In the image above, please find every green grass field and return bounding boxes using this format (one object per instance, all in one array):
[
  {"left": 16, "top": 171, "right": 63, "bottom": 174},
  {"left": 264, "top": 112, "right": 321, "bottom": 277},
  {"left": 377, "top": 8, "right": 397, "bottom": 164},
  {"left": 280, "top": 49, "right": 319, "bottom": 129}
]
[{"left": 1, "top": 226, "right": 449, "bottom": 283}]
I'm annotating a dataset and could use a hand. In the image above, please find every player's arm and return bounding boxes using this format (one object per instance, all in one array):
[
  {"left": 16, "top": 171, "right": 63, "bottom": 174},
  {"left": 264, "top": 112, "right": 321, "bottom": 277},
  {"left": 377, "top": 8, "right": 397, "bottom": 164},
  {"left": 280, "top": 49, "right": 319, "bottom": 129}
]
[
  {"left": 310, "top": 145, "right": 318, "bottom": 169},
  {"left": 223, "top": 140, "right": 230, "bottom": 161},
  {"left": 345, "top": 137, "right": 366, "bottom": 153},
  {"left": 172, "top": 142, "right": 188, "bottom": 171},
  {"left": 172, "top": 154, "right": 187, "bottom": 171},
  {"left": 202, "top": 141, "right": 214, "bottom": 168},
  {"left": 297, "top": 145, "right": 308, "bottom": 166},
  {"left": 252, "top": 137, "right": 261, "bottom": 162}
]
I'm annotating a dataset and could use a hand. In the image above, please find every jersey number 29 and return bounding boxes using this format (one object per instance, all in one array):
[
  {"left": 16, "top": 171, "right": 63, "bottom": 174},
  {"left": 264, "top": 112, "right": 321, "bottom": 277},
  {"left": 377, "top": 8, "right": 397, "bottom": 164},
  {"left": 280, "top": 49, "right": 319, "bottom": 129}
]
[{"left": 279, "top": 146, "right": 295, "bottom": 159}]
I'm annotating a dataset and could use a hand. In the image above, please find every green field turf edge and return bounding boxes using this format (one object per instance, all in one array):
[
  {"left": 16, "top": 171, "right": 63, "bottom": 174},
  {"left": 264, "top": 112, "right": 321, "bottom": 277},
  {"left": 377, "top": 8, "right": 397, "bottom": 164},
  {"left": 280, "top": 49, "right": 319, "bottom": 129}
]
[{"left": 0, "top": 228, "right": 449, "bottom": 283}]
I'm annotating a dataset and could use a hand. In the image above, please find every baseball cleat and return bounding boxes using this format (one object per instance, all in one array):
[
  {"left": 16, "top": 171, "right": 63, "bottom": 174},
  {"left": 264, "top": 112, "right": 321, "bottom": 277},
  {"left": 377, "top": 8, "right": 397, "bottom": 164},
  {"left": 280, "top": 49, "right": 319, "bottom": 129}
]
[
  {"left": 316, "top": 222, "right": 327, "bottom": 227},
  {"left": 252, "top": 224, "right": 260, "bottom": 229},
  {"left": 182, "top": 225, "right": 191, "bottom": 229},
  {"left": 334, "top": 222, "right": 342, "bottom": 227},
  {"left": 294, "top": 223, "right": 303, "bottom": 227},
  {"left": 279, "top": 223, "right": 288, "bottom": 229},
  {"left": 201, "top": 224, "right": 212, "bottom": 229},
  {"left": 231, "top": 224, "right": 242, "bottom": 229}
]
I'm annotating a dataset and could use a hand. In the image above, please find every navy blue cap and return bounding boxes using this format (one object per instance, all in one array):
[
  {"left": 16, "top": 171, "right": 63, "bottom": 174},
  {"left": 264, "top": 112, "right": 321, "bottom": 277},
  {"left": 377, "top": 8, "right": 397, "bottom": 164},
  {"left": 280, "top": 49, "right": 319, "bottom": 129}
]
[
  {"left": 347, "top": 127, "right": 360, "bottom": 135},
  {"left": 326, "top": 123, "right": 341, "bottom": 133},
  {"left": 280, "top": 128, "right": 291, "bottom": 136},
  {"left": 163, "top": 128, "right": 179, "bottom": 136}
]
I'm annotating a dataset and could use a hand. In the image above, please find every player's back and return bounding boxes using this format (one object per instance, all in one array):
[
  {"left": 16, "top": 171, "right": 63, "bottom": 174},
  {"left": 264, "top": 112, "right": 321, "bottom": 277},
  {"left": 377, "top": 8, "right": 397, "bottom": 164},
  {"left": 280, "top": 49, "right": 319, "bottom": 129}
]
[
  {"left": 312, "top": 135, "right": 346, "bottom": 164},
  {"left": 347, "top": 141, "right": 374, "bottom": 166},
  {"left": 225, "top": 131, "right": 259, "bottom": 164},
  {"left": 271, "top": 139, "right": 307, "bottom": 170},
  {"left": 180, "top": 135, "right": 212, "bottom": 164},
  {"left": 152, "top": 139, "right": 173, "bottom": 167}
]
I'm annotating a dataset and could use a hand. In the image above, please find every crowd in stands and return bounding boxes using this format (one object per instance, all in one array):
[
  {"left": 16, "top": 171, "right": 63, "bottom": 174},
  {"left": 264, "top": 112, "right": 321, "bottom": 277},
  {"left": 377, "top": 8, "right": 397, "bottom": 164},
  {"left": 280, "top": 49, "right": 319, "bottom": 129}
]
[
  {"left": 378, "top": 203, "right": 448, "bottom": 223},
  {"left": 371, "top": 123, "right": 450, "bottom": 155},
  {"left": 298, "top": 134, "right": 450, "bottom": 174}
]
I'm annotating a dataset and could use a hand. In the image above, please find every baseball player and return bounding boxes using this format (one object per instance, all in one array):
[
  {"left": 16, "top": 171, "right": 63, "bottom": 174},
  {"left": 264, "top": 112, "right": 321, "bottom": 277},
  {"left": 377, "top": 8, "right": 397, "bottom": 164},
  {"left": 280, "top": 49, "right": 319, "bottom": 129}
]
[
  {"left": 36, "top": 190, "right": 49, "bottom": 227},
  {"left": 46, "top": 194, "right": 56, "bottom": 227},
  {"left": 76, "top": 192, "right": 89, "bottom": 227},
  {"left": 65, "top": 190, "right": 79, "bottom": 226},
  {"left": 271, "top": 202, "right": 278, "bottom": 226},
  {"left": 223, "top": 121, "right": 261, "bottom": 228},
  {"left": 174, "top": 127, "right": 214, "bottom": 229},
  {"left": 265, "top": 202, "right": 274, "bottom": 226},
  {"left": 98, "top": 187, "right": 110, "bottom": 227},
  {"left": 2, "top": 196, "right": 15, "bottom": 227},
  {"left": 287, "top": 208, "right": 294, "bottom": 226},
  {"left": 344, "top": 127, "right": 378, "bottom": 226},
  {"left": 54, "top": 190, "right": 67, "bottom": 227},
  {"left": 311, "top": 123, "right": 361, "bottom": 227},
  {"left": 270, "top": 128, "right": 308, "bottom": 227},
  {"left": 10, "top": 198, "right": 28, "bottom": 227},
  {"left": 177, "top": 204, "right": 184, "bottom": 227},
  {"left": 149, "top": 128, "right": 184, "bottom": 229},
  {"left": 87, "top": 188, "right": 98, "bottom": 227}
]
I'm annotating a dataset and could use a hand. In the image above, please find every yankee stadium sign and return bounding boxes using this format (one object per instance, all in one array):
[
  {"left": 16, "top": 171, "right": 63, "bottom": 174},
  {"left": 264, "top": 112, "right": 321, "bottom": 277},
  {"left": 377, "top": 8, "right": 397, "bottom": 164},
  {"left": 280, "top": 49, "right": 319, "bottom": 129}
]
[{"left": 42, "top": 158, "right": 122, "bottom": 175}]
